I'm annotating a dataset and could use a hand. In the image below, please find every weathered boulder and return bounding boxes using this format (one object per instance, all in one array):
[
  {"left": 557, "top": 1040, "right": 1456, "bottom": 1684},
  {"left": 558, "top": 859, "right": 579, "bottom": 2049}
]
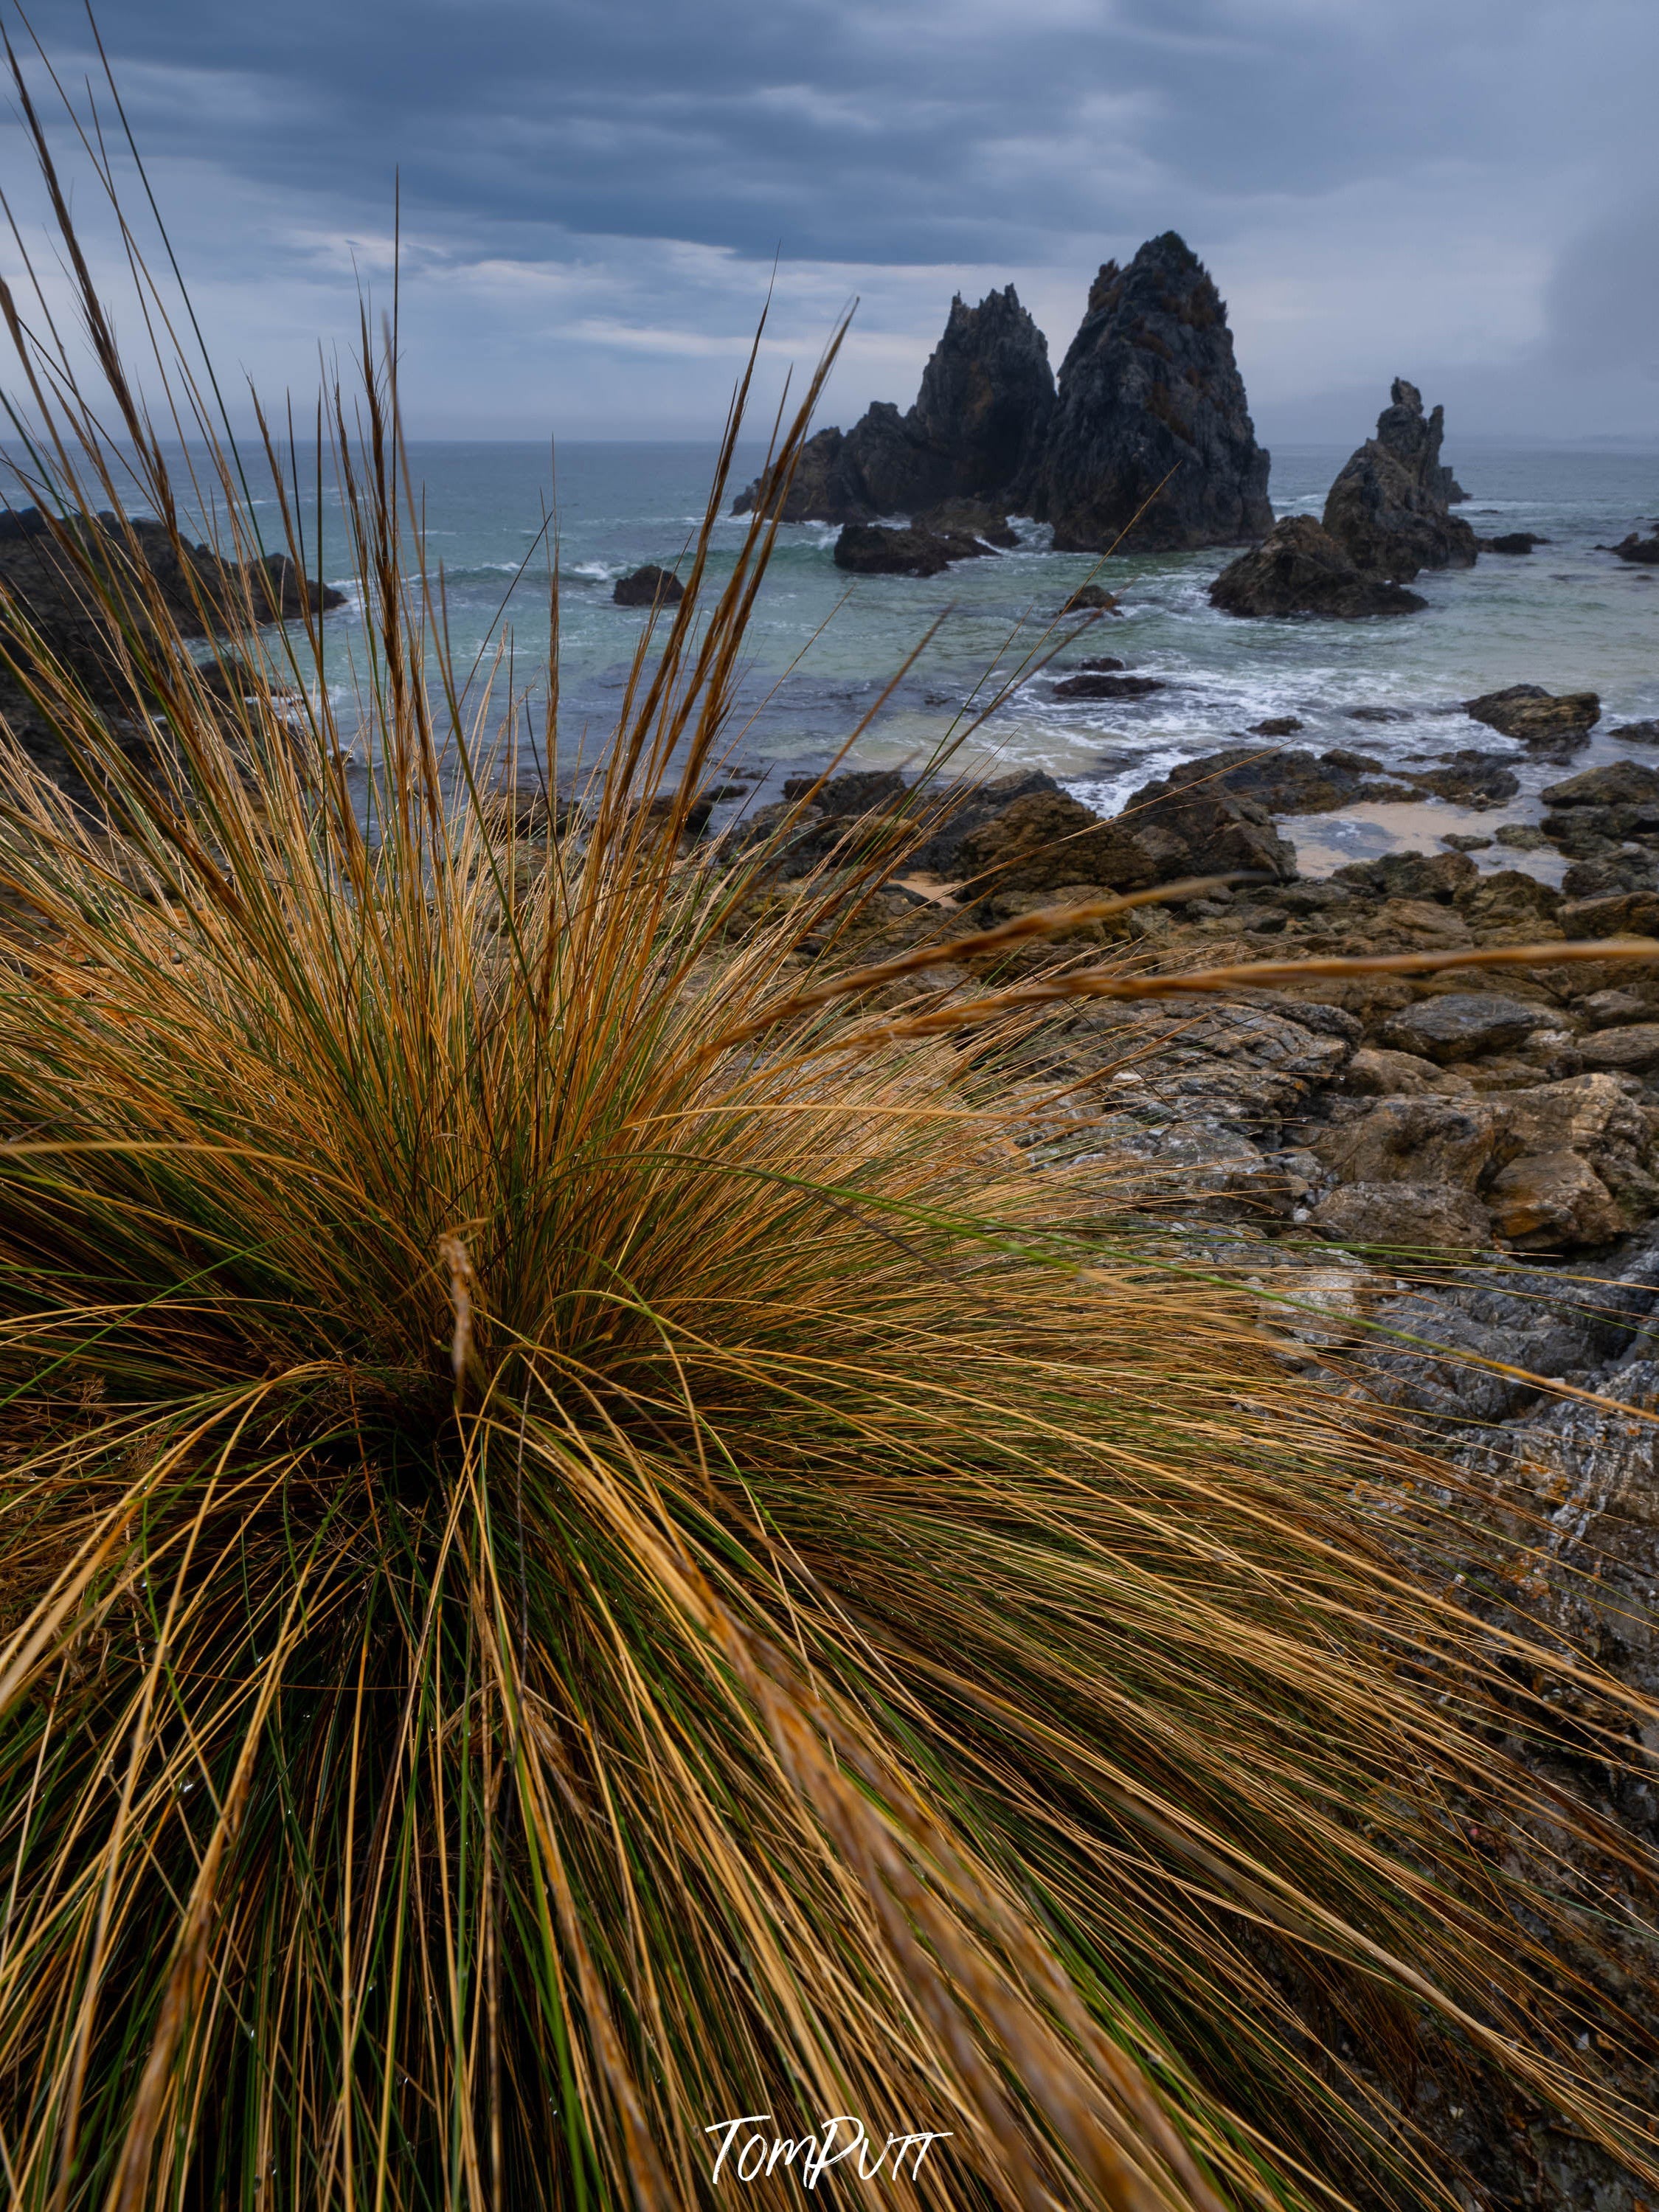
[
  {"left": 1311, "top": 1092, "right": 1509, "bottom": 1188},
  {"left": 1559, "top": 890, "right": 1659, "bottom": 938},
  {"left": 1209, "top": 516, "right": 1427, "bottom": 619},
  {"left": 1027, "top": 233, "right": 1272, "bottom": 552},
  {"left": 1464, "top": 684, "right": 1600, "bottom": 749},
  {"left": 1309, "top": 1182, "right": 1492, "bottom": 1251},
  {"left": 1576, "top": 1024, "right": 1659, "bottom": 1073},
  {"left": 1408, "top": 751, "right": 1521, "bottom": 807},
  {"left": 1331, "top": 850, "right": 1477, "bottom": 902},
  {"left": 1376, "top": 993, "right": 1547, "bottom": 1064},
  {"left": 1321, "top": 379, "right": 1478, "bottom": 580},
  {"left": 1121, "top": 757, "right": 1298, "bottom": 882},
  {"left": 1481, "top": 532, "right": 1542, "bottom": 554},
  {"left": 733, "top": 285, "right": 1055, "bottom": 521},
  {"left": 954, "top": 788, "right": 1178, "bottom": 893},
  {"left": 1336, "top": 1047, "right": 1472, "bottom": 1098},
  {"left": 831, "top": 524, "right": 983, "bottom": 578},
  {"left": 1486, "top": 1152, "right": 1624, "bottom": 1249},
  {"left": 1541, "top": 760, "right": 1659, "bottom": 809},
  {"left": 1612, "top": 530, "right": 1659, "bottom": 565},
  {"left": 1610, "top": 719, "right": 1659, "bottom": 745},
  {"left": 612, "top": 564, "right": 684, "bottom": 608}
]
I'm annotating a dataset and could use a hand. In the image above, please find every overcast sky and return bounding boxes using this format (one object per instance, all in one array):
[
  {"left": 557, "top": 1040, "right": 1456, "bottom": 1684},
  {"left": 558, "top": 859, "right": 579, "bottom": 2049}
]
[{"left": 5, "top": 0, "right": 1658, "bottom": 446}]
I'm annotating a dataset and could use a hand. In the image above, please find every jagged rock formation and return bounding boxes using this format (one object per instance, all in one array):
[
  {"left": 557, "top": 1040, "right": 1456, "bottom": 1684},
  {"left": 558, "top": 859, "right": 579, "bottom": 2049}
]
[
  {"left": 1209, "top": 516, "right": 1427, "bottom": 619},
  {"left": 1322, "top": 380, "right": 1478, "bottom": 580},
  {"left": 1612, "top": 530, "right": 1659, "bottom": 564},
  {"left": 1027, "top": 234, "right": 1272, "bottom": 553},
  {"left": 732, "top": 287, "right": 1054, "bottom": 522}
]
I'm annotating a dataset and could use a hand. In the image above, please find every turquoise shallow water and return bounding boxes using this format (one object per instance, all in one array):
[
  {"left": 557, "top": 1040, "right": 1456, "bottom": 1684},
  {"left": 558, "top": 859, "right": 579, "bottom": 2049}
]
[{"left": 244, "top": 437, "right": 1659, "bottom": 872}]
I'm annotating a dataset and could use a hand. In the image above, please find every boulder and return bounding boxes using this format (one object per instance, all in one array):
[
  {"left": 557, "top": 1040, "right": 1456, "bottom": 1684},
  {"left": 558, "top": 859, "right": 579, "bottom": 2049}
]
[
  {"left": 1320, "top": 379, "right": 1478, "bottom": 580},
  {"left": 1485, "top": 1152, "right": 1624, "bottom": 1250},
  {"left": 832, "top": 525, "right": 957, "bottom": 578},
  {"left": 1540, "top": 759, "right": 1659, "bottom": 808},
  {"left": 953, "top": 788, "right": 1177, "bottom": 893},
  {"left": 1331, "top": 850, "right": 1477, "bottom": 901},
  {"left": 1558, "top": 890, "right": 1659, "bottom": 938},
  {"left": 612, "top": 564, "right": 684, "bottom": 608},
  {"left": 1027, "top": 233, "right": 1273, "bottom": 552},
  {"left": 1059, "top": 584, "right": 1121, "bottom": 614},
  {"left": 1121, "top": 757, "right": 1298, "bottom": 881},
  {"left": 1336, "top": 1047, "right": 1472, "bottom": 1098},
  {"left": 1050, "top": 672, "right": 1163, "bottom": 701},
  {"left": 1407, "top": 751, "right": 1520, "bottom": 807},
  {"left": 1208, "top": 516, "right": 1427, "bottom": 619},
  {"left": 1376, "top": 993, "right": 1546, "bottom": 1063},
  {"left": 1464, "top": 684, "right": 1601, "bottom": 748},
  {"left": 1249, "top": 715, "right": 1305, "bottom": 736},
  {"left": 1576, "top": 1024, "right": 1659, "bottom": 1073},
  {"left": 1610, "top": 720, "right": 1659, "bottom": 744},
  {"left": 1480, "top": 532, "right": 1542, "bottom": 554},
  {"left": 1310, "top": 1093, "right": 1509, "bottom": 1188},
  {"left": 733, "top": 285, "right": 1055, "bottom": 521},
  {"left": 1612, "top": 530, "right": 1659, "bottom": 565},
  {"left": 1309, "top": 1182, "right": 1493, "bottom": 1252}
]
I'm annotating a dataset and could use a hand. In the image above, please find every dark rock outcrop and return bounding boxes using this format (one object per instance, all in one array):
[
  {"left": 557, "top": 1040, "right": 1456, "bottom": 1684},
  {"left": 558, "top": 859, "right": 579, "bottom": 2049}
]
[
  {"left": 1028, "top": 233, "right": 1272, "bottom": 552},
  {"left": 1480, "top": 532, "right": 1543, "bottom": 554},
  {"left": 831, "top": 524, "right": 993, "bottom": 578},
  {"left": 1610, "top": 719, "right": 1659, "bottom": 745},
  {"left": 1209, "top": 516, "right": 1427, "bottom": 619},
  {"left": 1059, "top": 583, "right": 1121, "bottom": 614},
  {"left": 1119, "top": 756, "right": 1299, "bottom": 882},
  {"left": 733, "top": 287, "right": 1054, "bottom": 522},
  {"left": 0, "top": 506, "right": 344, "bottom": 797},
  {"left": 1464, "top": 684, "right": 1600, "bottom": 749},
  {"left": 1321, "top": 380, "right": 1478, "bottom": 580},
  {"left": 1612, "top": 530, "right": 1659, "bottom": 564},
  {"left": 1050, "top": 671, "right": 1162, "bottom": 701},
  {"left": 612, "top": 564, "right": 684, "bottom": 608}
]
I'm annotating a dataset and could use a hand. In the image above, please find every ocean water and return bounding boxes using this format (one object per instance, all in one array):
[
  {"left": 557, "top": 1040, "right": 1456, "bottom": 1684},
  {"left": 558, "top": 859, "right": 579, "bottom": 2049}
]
[{"left": 254, "top": 438, "right": 1659, "bottom": 874}]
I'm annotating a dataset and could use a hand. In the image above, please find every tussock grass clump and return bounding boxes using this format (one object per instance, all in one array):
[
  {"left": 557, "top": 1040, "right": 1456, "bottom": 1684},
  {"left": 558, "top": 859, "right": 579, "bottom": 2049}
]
[{"left": 0, "top": 52, "right": 1652, "bottom": 2212}]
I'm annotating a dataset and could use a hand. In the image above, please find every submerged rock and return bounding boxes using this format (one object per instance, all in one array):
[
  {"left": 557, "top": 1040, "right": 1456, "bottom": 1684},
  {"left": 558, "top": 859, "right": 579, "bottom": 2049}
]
[
  {"left": 1050, "top": 671, "right": 1163, "bottom": 700},
  {"left": 911, "top": 499, "right": 1019, "bottom": 547},
  {"left": 1480, "top": 532, "right": 1544, "bottom": 554},
  {"left": 1321, "top": 379, "right": 1478, "bottom": 581},
  {"left": 1059, "top": 583, "right": 1121, "bottom": 614},
  {"left": 1209, "top": 516, "right": 1427, "bottom": 619},
  {"left": 1028, "top": 233, "right": 1272, "bottom": 552}
]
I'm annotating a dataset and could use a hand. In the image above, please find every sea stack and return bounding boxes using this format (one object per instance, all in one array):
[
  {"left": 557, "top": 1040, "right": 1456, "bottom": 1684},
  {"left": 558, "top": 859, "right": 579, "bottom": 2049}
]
[
  {"left": 1027, "top": 234, "right": 1272, "bottom": 552},
  {"left": 732, "top": 287, "right": 1054, "bottom": 523},
  {"left": 1321, "top": 379, "right": 1477, "bottom": 580}
]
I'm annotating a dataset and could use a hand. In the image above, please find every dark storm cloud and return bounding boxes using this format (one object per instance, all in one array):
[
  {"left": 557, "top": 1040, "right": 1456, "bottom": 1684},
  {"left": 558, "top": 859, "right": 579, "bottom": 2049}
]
[
  {"left": 3, "top": 0, "right": 1655, "bottom": 435},
  {"left": 11, "top": 0, "right": 1643, "bottom": 263}
]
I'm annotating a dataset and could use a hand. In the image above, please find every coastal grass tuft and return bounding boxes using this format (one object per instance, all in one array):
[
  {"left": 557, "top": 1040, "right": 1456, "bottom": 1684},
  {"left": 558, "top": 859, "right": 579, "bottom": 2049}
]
[{"left": 0, "top": 44, "right": 1652, "bottom": 2211}]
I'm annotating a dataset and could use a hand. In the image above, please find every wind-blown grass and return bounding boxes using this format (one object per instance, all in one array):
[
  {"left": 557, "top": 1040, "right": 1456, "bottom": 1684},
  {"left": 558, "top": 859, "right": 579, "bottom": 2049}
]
[{"left": 0, "top": 41, "right": 1652, "bottom": 2211}]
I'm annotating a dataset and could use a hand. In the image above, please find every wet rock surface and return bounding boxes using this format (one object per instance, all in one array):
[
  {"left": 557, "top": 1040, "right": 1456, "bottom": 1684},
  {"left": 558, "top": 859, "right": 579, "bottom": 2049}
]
[
  {"left": 1322, "top": 378, "right": 1480, "bottom": 580},
  {"left": 1465, "top": 684, "right": 1601, "bottom": 752},
  {"left": 733, "top": 285, "right": 1056, "bottom": 523},
  {"left": 1208, "top": 514, "right": 1427, "bottom": 619},
  {"left": 1027, "top": 232, "right": 1273, "bottom": 552},
  {"left": 612, "top": 563, "right": 685, "bottom": 607},
  {"left": 831, "top": 523, "right": 994, "bottom": 577}
]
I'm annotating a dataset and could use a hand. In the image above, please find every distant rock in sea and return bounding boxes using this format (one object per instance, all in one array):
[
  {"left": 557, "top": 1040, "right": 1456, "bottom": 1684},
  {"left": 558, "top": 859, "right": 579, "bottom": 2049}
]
[
  {"left": 1612, "top": 529, "right": 1659, "bottom": 564},
  {"left": 1027, "top": 233, "right": 1273, "bottom": 552},
  {"left": 733, "top": 235, "right": 1272, "bottom": 552},
  {"left": 1208, "top": 515, "right": 1427, "bottom": 620},
  {"left": 612, "top": 564, "right": 685, "bottom": 608},
  {"left": 1321, "top": 379, "right": 1478, "bottom": 580},
  {"left": 732, "top": 287, "right": 1055, "bottom": 523},
  {"left": 832, "top": 522, "right": 995, "bottom": 576}
]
